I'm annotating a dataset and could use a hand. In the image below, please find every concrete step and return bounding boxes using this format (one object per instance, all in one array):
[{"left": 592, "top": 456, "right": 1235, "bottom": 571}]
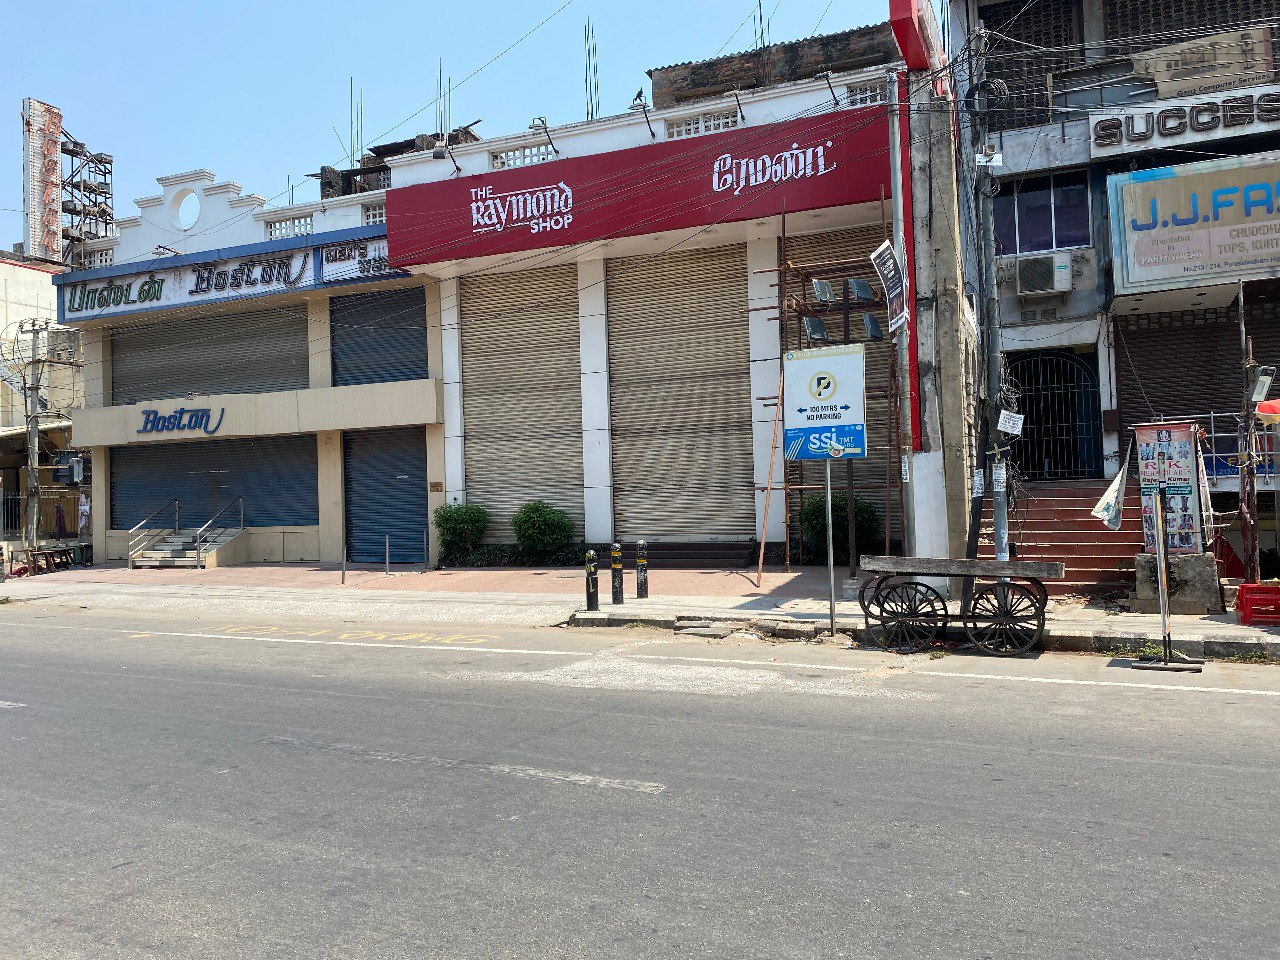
[{"left": 132, "top": 557, "right": 200, "bottom": 568}]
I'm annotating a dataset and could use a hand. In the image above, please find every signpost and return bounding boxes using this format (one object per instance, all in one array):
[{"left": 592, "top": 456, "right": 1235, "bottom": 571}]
[{"left": 783, "top": 344, "right": 867, "bottom": 636}]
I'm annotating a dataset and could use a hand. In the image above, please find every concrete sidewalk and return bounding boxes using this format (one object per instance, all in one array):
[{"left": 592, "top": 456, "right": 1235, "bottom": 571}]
[{"left": 3, "top": 561, "right": 1277, "bottom": 659}]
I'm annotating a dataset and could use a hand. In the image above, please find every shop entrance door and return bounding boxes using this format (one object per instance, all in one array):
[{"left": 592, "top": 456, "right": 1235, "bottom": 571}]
[
  {"left": 343, "top": 427, "right": 429, "bottom": 563},
  {"left": 1007, "top": 348, "right": 1104, "bottom": 481}
]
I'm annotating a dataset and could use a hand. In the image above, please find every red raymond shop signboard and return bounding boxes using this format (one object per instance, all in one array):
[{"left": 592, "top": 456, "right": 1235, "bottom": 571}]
[{"left": 387, "top": 108, "right": 890, "bottom": 268}]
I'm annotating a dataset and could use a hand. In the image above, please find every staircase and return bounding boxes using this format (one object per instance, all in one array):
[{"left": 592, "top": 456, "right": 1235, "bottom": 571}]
[
  {"left": 981, "top": 480, "right": 1146, "bottom": 596},
  {"left": 131, "top": 528, "right": 239, "bottom": 568}
]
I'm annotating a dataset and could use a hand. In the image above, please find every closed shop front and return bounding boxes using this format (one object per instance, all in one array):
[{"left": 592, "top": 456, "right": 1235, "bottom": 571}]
[
  {"left": 330, "top": 287, "right": 429, "bottom": 386},
  {"left": 459, "top": 264, "right": 584, "bottom": 541},
  {"left": 110, "top": 435, "right": 319, "bottom": 529},
  {"left": 110, "top": 306, "right": 309, "bottom": 405},
  {"left": 607, "top": 243, "right": 754, "bottom": 541},
  {"left": 781, "top": 226, "right": 902, "bottom": 543},
  {"left": 343, "top": 426, "right": 430, "bottom": 563}
]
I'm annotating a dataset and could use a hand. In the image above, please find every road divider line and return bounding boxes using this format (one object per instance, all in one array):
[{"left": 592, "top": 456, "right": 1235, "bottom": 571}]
[
  {"left": 0, "top": 700, "right": 27, "bottom": 709},
  {"left": 918, "top": 670, "right": 1280, "bottom": 697},
  {"left": 629, "top": 654, "right": 871, "bottom": 673}
]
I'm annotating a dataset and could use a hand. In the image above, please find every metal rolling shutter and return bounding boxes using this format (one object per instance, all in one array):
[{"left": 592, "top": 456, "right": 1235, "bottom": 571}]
[
  {"left": 343, "top": 427, "right": 429, "bottom": 563},
  {"left": 460, "top": 264, "right": 584, "bottom": 541},
  {"left": 608, "top": 243, "right": 754, "bottom": 541},
  {"left": 110, "top": 306, "right": 308, "bottom": 405},
  {"left": 330, "top": 287, "right": 429, "bottom": 386},
  {"left": 110, "top": 435, "right": 318, "bottom": 529},
  {"left": 781, "top": 225, "right": 903, "bottom": 543},
  {"left": 1116, "top": 307, "right": 1280, "bottom": 437}
]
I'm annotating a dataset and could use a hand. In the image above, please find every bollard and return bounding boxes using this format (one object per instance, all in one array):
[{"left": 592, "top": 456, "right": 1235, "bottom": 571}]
[
  {"left": 385, "top": 534, "right": 390, "bottom": 577},
  {"left": 585, "top": 549, "right": 599, "bottom": 612},
  {"left": 611, "top": 542, "right": 624, "bottom": 605},
  {"left": 636, "top": 539, "right": 649, "bottom": 600},
  {"left": 341, "top": 545, "right": 347, "bottom": 585},
  {"left": 423, "top": 530, "right": 429, "bottom": 574}
]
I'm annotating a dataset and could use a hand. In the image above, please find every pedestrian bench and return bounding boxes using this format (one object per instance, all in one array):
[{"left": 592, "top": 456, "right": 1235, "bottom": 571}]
[{"left": 857, "top": 556, "right": 1066, "bottom": 657}]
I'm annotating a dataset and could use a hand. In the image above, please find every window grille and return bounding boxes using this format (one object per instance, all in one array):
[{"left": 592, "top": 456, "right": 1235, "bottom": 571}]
[
  {"left": 490, "top": 143, "right": 556, "bottom": 170},
  {"left": 84, "top": 248, "right": 114, "bottom": 268},
  {"left": 845, "top": 82, "right": 885, "bottom": 107},
  {"left": 362, "top": 203, "right": 386, "bottom": 226},
  {"left": 265, "top": 215, "right": 313, "bottom": 240},
  {"left": 665, "top": 109, "right": 740, "bottom": 139}
]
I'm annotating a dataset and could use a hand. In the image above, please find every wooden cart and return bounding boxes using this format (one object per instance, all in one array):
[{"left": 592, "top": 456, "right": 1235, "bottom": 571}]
[{"left": 857, "top": 556, "right": 1066, "bottom": 657}]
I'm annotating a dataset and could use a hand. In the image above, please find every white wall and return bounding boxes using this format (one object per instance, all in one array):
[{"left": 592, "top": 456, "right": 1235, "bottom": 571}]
[{"left": 0, "top": 258, "right": 61, "bottom": 429}]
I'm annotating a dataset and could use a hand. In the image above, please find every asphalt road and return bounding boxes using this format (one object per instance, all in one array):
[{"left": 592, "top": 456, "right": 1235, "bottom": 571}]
[{"left": 1, "top": 604, "right": 1277, "bottom": 959}]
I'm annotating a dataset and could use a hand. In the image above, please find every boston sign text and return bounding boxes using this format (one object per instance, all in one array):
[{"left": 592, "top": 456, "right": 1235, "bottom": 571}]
[{"left": 138, "top": 407, "right": 226, "bottom": 436}]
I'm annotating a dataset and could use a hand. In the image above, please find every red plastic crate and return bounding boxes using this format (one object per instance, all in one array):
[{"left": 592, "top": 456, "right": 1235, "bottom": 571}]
[{"left": 1236, "top": 583, "right": 1280, "bottom": 626}]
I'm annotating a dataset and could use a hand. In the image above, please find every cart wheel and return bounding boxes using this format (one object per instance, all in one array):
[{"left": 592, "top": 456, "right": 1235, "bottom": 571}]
[
  {"left": 965, "top": 583, "right": 1044, "bottom": 657},
  {"left": 865, "top": 581, "right": 946, "bottom": 654}
]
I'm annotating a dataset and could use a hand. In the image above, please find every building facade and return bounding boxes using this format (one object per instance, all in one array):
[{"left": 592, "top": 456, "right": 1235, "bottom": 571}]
[{"left": 58, "top": 21, "right": 977, "bottom": 570}]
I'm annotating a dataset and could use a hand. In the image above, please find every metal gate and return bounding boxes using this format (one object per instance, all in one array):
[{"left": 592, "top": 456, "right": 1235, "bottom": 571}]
[
  {"left": 343, "top": 426, "right": 429, "bottom": 563},
  {"left": 1007, "top": 349, "right": 1103, "bottom": 481},
  {"left": 330, "top": 287, "right": 429, "bottom": 386}
]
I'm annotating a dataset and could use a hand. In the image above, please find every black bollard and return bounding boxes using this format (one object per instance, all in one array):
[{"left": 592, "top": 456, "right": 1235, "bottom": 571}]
[
  {"left": 585, "top": 550, "right": 599, "bottom": 612},
  {"left": 636, "top": 539, "right": 649, "bottom": 600},
  {"left": 611, "top": 542, "right": 624, "bottom": 605}
]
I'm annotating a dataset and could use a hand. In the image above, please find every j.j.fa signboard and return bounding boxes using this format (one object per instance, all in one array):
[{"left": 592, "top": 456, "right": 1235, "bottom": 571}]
[{"left": 782, "top": 344, "right": 867, "bottom": 460}]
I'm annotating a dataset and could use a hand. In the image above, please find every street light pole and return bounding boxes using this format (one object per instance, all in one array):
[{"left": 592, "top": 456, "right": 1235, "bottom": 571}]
[{"left": 21, "top": 319, "right": 48, "bottom": 550}]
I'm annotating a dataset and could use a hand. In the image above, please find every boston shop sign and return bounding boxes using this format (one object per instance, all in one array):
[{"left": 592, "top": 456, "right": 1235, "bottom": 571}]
[{"left": 386, "top": 109, "right": 890, "bottom": 269}]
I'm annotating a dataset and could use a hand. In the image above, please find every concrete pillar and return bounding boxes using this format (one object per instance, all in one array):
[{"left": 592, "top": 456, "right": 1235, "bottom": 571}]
[
  {"left": 747, "top": 233, "right": 785, "bottom": 543},
  {"left": 440, "top": 277, "right": 465, "bottom": 505},
  {"left": 1097, "top": 315, "right": 1121, "bottom": 478},
  {"left": 426, "top": 423, "right": 444, "bottom": 567},
  {"left": 577, "top": 257, "right": 613, "bottom": 543},
  {"left": 81, "top": 327, "right": 110, "bottom": 409},
  {"left": 91, "top": 445, "right": 109, "bottom": 559},
  {"left": 317, "top": 430, "right": 344, "bottom": 563},
  {"left": 307, "top": 295, "right": 332, "bottom": 389}
]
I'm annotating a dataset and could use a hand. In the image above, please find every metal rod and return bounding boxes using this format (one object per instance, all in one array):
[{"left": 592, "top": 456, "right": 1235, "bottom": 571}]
[
  {"left": 636, "top": 540, "right": 649, "bottom": 599},
  {"left": 423, "top": 530, "right": 429, "bottom": 574},
  {"left": 341, "top": 544, "right": 347, "bottom": 585},
  {"left": 756, "top": 365, "right": 785, "bottom": 587},
  {"left": 824, "top": 460, "right": 837, "bottom": 638},
  {"left": 385, "top": 534, "right": 390, "bottom": 577}
]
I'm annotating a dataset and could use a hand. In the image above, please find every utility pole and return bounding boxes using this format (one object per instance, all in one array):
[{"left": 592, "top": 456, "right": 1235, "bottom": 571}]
[
  {"left": 971, "top": 25, "right": 1011, "bottom": 563},
  {"left": 20, "top": 319, "right": 50, "bottom": 549},
  {"left": 1238, "top": 279, "right": 1260, "bottom": 584}
]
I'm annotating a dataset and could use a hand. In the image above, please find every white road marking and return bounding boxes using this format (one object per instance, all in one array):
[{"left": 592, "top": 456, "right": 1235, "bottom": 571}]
[
  {"left": 0, "top": 700, "right": 27, "bottom": 709},
  {"left": 262, "top": 736, "right": 666, "bottom": 794},
  {"left": 918, "top": 670, "right": 1280, "bottom": 697},
  {"left": 631, "top": 653, "right": 871, "bottom": 672}
]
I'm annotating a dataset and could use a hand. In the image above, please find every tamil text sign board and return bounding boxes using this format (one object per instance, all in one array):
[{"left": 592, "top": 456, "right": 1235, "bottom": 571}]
[{"left": 783, "top": 344, "right": 867, "bottom": 461}]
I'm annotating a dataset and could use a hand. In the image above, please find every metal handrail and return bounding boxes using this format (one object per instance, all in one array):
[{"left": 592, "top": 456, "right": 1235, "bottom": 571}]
[
  {"left": 194, "top": 497, "right": 245, "bottom": 569},
  {"left": 128, "top": 499, "right": 179, "bottom": 568}
]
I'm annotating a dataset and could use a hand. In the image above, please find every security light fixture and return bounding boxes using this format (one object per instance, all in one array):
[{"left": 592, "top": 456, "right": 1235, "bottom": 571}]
[
  {"left": 432, "top": 143, "right": 462, "bottom": 175},
  {"left": 530, "top": 117, "right": 560, "bottom": 155},
  {"left": 811, "top": 278, "right": 837, "bottom": 305},
  {"left": 815, "top": 71, "right": 840, "bottom": 108},
  {"left": 629, "top": 90, "right": 657, "bottom": 140},
  {"left": 847, "top": 278, "right": 876, "bottom": 303},
  {"left": 1251, "top": 365, "right": 1276, "bottom": 403},
  {"left": 153, "top": 245, "right": 180, "bottom": 257},
  {"left": 803, "top": 315, "right": 832, "bottom": 344}
]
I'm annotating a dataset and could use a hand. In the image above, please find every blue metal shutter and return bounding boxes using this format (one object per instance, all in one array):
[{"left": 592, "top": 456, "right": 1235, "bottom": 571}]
[
  {"left": 330, "top": 287, "right": 429, "bottom": 387},
  {"left": 110, "top": 435, "right": 318, "bottom": 529},
  {"left": 110, "top": 306, "right": 309, "bottom": 405},
  {"left": 343, "top": 427, "right": 429, "bottom": 562}
]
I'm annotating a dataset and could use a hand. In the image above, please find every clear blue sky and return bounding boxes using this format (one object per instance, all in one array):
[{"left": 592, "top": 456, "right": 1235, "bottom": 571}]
[{"left": 2, "top": 0, "right": 887, "bottom": 246}]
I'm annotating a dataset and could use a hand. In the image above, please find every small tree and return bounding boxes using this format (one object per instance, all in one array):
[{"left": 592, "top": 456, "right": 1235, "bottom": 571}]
[
  {"left": 434, "top": 502, "right": 489, "bottom": 565},
  {"left": 798, "top": 493, "right": 882, "bottom": 565},
  {"left": 512, "top": 500, "right": 575, "bottom": 564}
]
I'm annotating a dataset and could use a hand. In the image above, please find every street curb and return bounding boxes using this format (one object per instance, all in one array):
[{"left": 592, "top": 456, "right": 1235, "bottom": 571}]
[{"left": 567, "top": 610, "right": 1280, "bottom": 660}]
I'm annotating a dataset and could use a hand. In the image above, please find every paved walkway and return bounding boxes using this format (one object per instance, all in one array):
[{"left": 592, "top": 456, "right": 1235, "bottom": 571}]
[{"left": 3, "top": 561, "right": 1278, "bottom": 655}]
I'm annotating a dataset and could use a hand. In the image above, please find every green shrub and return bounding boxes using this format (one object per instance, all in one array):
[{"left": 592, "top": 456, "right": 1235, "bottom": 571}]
[
  {"left": 512, "top": 500, "right": 575, "bottom": 563},
  {"left": 434, "top": 502, "right": 489, "bottom": 565},
  {"left": 798, "top": 493, "right": 882, "bottom": 565}
]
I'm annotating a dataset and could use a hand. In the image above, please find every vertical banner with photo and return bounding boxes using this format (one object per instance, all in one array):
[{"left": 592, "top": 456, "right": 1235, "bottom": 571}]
[
  {"left": 1135, "top": 421, "right": 1203, "bottom": 554},
  {"left": 869, "top": 240, "right": 909, "bottom": 336}
]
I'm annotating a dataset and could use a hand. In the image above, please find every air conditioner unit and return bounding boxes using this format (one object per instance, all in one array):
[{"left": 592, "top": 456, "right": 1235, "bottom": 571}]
[{"left": 1016, "top": 251, "right": 1073, "bottom": 297}]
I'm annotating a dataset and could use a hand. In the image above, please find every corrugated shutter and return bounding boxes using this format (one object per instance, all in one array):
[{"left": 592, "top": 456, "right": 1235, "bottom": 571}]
[
  {"left": 1116, "top": 305, "right": 1280, "bottom": 437},
  {"left": 607, "top": 243, "right": 754, "bottom": 541},
  {"left": 781, "top": 226, "right": 903, "bottom": 544},
  {"left": 460, "top": 264, "right": 584, "bottom": 541},
  {"left": 330, "top": 287, "right": 429, "bottom": 387},
  {"left": 343, "top": 427, "right": 429, "bottom": 562},
  {"left": 110, "top": 306, "right": 308, "bottom": 405},
  {"left": 110, "top": 435, "right": 318, "bottom": 529}
]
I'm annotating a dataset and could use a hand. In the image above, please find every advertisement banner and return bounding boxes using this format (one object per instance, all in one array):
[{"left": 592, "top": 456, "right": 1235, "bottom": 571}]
[
  {"left": 1108, "top": 151, "right": 1280, "bottom": 294},
  {"left": 21, "top": 98, "right": 63, "bottom": 263},
  {"left": 869, "top": 239, "right": 909, "bottom": 335},
  {"left": 782, "top": 344, "right": 867, "bottom": 461},
  {"left": 1134, "top": 422, "right": 1203, "bottom": 554},
  {"left": 387, "top": 109, "right": 890, "bottom": 269},
  {"left": 1132, "top": 27, "right": 1274, "bottom": 99}
]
